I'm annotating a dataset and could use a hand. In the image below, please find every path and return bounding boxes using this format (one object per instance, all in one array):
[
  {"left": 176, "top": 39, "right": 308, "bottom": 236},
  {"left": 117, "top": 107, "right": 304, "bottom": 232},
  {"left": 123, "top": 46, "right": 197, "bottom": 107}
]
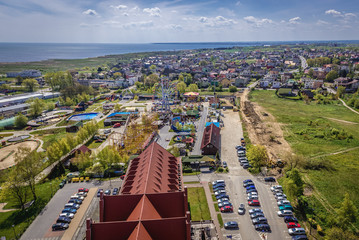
[
  {"left": 338, "top": 98, "right": 359, "bottom": 115},
  {"left": 310, "top": 146, "right": 359, "bottom": 159},
  {"left": 0, "top": 203, "right": 18, "bottom": 212}
]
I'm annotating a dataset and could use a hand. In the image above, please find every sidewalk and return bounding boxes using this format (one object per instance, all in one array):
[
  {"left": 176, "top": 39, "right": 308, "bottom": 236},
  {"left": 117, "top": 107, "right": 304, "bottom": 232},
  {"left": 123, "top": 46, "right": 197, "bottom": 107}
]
[
  {"left": 61, "top": 187, "right": 97, "bottom": 240},
  {"left": 202, "top": 181, "right": 224, "bottom": 240}
]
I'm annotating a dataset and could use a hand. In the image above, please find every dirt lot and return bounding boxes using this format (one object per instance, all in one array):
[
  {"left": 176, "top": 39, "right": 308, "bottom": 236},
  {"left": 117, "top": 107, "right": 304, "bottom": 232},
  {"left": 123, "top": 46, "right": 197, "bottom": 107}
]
[
  {"left": 240, "top": 89, "right": 292, "bottom": 164},
  {"left": 0, "top": 141, "right": 39, "bottom": 170}
]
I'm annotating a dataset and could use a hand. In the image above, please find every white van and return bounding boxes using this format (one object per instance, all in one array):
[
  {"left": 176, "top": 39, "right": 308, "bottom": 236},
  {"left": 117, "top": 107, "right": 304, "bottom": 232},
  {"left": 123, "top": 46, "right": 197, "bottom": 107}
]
[
  {"left": 288, "top": 228, "right": 306, "bottom": 235},
  {"left": 212, "top": 180, "right": 225, "bottom": 185}
]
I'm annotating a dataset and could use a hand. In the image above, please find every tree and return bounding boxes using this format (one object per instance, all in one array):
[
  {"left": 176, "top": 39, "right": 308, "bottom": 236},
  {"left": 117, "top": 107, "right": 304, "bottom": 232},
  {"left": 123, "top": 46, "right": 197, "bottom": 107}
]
[
  {"left": 336, "top": 86, "right": 345, "bottom": 99},
  {"left": 337, "top": 193, "right": 358, "bottom": 227},
  {"left": 113, "top": 72, "right": 122, "bottom": 79},
  {"left": 28, "top": 98, "right": 44, "bottom": 117},
  {"left": 308, "top": 68, "right": 314, "bottom": 78},
  {"left": 72, "top": 152, "right": 92, "bottom": 172},
  {"left": 14, "top": 113, "right": 28, "bottom": 129},
  {"left": 144, "top": 73, "right": 159, "bottom": 87},
  {"left": 187, "top": 83, "right": 199, "bottom": 92},
  {"left": 15, "top": 147, "right": 43, "bottom": 200},
  {"left": 149, "top": 65, "right": 157, "bottom": 71},
  {"left": 326, "top": 70, "right": 339, "bottom": 82},
  {"left": 229, "top": 86, "right": 237, "bottom": 92},
  {"left": 287, "top": 168, "right": 304, "bottom": 196},
  {"left": 283, "top": 152, "right": 305, "bottom": 171},
  {"left": 325, "top": 227, "right": 357, "bottom": 240},
  {"left": 177, "top": 81, "right": 186, "bottom": 94},
  {"left": 0, "top": 170, "right": 29, "bottom": 210},
  {"left": 22, "top": 78, "right": 39, "bottom": 92},
  {"left": 47, "top": 143, "right": 63, "bottom": 163},
  {"left": 246, "top": 145, "right": 268, "bottom": 169}
]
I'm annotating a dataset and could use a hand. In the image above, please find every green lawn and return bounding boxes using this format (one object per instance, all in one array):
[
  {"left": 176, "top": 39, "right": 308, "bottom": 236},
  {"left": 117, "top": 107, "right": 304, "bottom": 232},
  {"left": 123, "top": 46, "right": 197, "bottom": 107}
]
[
  {"left": 86, "top": 138, "right": 103, "bottom": 149},
  {"left": 217, "top": 213, "right": 224, "bottom": 227},
  {"left": 0, "top": 178, "right": 62, "bottom": 239},
  {"left": 187, "top": 187, "right": 211, "bottom": 221},
  {"left": 32, "top": 128, "right": 72, "bottom": 149},
  {"left": 250, "top": 90, "right": 359, "bottom": 157}
]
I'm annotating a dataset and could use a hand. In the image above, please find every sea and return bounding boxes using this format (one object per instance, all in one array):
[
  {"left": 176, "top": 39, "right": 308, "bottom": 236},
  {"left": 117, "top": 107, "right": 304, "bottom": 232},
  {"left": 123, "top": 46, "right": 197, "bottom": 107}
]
[{"left": 0, "top": 41, "right": 358, "bottom": 63}]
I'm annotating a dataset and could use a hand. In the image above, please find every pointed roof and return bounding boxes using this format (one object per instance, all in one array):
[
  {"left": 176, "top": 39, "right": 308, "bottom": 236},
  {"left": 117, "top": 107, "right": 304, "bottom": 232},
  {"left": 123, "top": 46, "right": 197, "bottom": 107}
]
[{"left": 200, "top": 123, "right": 220, "bottom": 150}]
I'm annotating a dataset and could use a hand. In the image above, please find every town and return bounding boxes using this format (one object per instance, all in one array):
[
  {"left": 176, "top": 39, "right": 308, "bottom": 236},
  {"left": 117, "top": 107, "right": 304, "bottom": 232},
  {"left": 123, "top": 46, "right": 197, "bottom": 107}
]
[{"left": 0, "top": 43, "right": 359, "bottom": 240}]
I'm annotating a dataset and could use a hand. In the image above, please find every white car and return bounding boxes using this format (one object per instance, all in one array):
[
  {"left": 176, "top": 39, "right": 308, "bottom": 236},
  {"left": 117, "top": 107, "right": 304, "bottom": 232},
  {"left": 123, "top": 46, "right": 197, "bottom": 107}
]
[
  {"left": 247, "top": 195, "right": 259, "bottom": 201},
  {"left": 277, "top": 210, "right": 293, "bottom": 217},
  {"left": 212, "top": 180, "right": 225, "bottom": 186},
  {"left": 277, "top": 196, "right": 287, "bottom": 201},
  {"left": 288, "top": 228, "right": 306, "bottom": 235},
  {"left": 59, "top": 213, "right": 75, "bottom": 219},
  {"left": 247, "top": 192, "right": 258, "bottom": 197},
  {"left": 275, "top": 193, "right": 287, "bottom": 199},
  {"left": 277, "top": 200, "right": 291, "bottom": 206},
  {"left": 271, "top": 185, "right": 282, "bottom": 192},
  {"left": 215, "top": 190, "right": 227, "bottom": 196},
  {"left": 77, "top": 192, "right": 87, "bottom": 197},
  {"left": 218, "top": 198, "right": 230, "bottom": 203},
  {"left": 71, "top": 195, "right": 84, "bottom": 201}
]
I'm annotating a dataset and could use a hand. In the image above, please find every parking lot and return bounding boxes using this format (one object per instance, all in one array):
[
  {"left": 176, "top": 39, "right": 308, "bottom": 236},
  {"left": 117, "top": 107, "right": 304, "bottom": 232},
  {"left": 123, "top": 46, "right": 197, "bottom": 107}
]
[{"left": 20, "top": 178, "right": 123, "bottom": 240}]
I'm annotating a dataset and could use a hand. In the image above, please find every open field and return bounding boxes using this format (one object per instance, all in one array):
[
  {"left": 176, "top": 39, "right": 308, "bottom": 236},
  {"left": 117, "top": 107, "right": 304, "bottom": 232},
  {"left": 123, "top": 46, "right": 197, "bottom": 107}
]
[
  {"left": 0, "top": 141, "right": 39, "bottom": 170},
  {"left": 187, "top": 187, "right": 211, "bottom": 221},
  {"left": 250, "top": 90, "right": 359, "bottom": 157},
  {"left": 32, "top": 128, "right": 72, "bottom": 149}
]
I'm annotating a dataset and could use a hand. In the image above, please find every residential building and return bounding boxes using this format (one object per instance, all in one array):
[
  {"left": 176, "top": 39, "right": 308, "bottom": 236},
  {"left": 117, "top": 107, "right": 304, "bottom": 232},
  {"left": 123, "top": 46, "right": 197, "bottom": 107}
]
[{"left": 201, "top": 123, "right": 220, "bottom": 155}]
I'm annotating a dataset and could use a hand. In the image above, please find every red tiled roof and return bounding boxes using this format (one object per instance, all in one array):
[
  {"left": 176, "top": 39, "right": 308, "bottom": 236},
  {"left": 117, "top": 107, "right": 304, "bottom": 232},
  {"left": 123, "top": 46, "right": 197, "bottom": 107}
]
[{"left": 200, "top": 123, "right": 220, "bottom": 150}]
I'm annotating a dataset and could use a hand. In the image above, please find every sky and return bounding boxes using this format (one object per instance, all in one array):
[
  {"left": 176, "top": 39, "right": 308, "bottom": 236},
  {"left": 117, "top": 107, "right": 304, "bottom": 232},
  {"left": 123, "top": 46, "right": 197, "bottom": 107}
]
[{"left": 0, "top": 0, "right": 358, "bottom": 43}]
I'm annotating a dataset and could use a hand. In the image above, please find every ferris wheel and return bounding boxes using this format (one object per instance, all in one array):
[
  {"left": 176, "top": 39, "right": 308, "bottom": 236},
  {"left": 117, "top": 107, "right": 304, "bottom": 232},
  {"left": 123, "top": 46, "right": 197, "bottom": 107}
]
[{"left": 154, "top": 78, "right": 178, "bottom": 112}]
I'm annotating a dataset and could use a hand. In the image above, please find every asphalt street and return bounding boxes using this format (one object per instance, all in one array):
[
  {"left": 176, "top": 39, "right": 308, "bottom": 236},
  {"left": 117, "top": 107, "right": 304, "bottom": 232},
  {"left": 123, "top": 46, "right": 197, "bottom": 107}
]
[{"left": 191, "top": 103, "right": 209, "bottom": 155}]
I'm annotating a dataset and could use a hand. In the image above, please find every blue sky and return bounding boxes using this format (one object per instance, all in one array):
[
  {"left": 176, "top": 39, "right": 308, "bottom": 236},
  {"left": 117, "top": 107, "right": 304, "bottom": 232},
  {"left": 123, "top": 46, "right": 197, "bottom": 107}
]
[{"left": 0, "top": 0, "right": 358, "bottom": 43}]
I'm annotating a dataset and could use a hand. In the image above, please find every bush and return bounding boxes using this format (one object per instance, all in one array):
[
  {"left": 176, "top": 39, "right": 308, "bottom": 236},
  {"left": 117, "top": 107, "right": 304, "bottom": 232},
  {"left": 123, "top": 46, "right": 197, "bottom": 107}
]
[{"left": 217, "top": 167, "right": 224, "bottom": 172}]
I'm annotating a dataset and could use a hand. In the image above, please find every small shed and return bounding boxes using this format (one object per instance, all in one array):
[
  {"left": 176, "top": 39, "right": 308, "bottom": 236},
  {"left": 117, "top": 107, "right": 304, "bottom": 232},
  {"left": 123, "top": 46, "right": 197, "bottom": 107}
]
[{"left": 66, "top": 121, "right": 83, "bottom": 133}]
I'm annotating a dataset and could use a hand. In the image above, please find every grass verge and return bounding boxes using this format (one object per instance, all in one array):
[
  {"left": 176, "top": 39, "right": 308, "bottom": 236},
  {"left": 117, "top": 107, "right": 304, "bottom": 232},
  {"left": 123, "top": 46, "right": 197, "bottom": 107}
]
[
  {"left": 217, "top": 213, "right": 224, "bottom": 227},
  {"left": 187, "top": 187, "right": 211, "bottom": 221}
]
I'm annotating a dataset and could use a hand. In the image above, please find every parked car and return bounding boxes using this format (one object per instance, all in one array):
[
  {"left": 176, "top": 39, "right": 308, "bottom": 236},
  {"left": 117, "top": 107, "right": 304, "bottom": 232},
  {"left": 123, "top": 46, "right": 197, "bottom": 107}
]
[
  {"left": 279, "top": 205, "right": 293, "bottom": 211},
  {"left": 250, "top": 212, "right": 265, "bottom": 219},
  {"left": 77, "top": 191, "right": 87, "bottom": 197},
  {"left": 213, "top": 182, "right": 225, "bottom": 188},
  {"left": 78, "top": 188, "right": 89, "bottom": 192},
  {"left": 62, "top": 208, "right": 77, "bottom": 214},
  {"left": 252, "top": 217, "right": 268, "bottom": 225},
  {"left": 246, "top": 185, "right": 256, "bottom": 190},
  {"left": 284, "top": 216, "right": 298, "bottom": 223},
  {"left": 104, "top": 189, "right": 111, "bottom": 195},
  {"left": 221, "top": 205, "right": 233, "bottom": 213},
  {"left": 59, "top": 181, "right": 65, "bottom": 189},
  {"left": 222, "top": 161, "right": 227, "bottom": 168},
  {"left": 243, "top": 182, "right": 255, "bottom": 188},
  {"left": 97, "top": 189, "right": 103, "bottom": 197},
  {"left": 217, "top": 198, "right": 230, "bottom": 203},
  {"left": 216, "top": 194, "right": 229, "bottom": 200},
  {"left": 52, "top": 223, "right": 69, "bottom": 231},
  {"left": 56, "top": 216, "right": 71, "bottom": 224},
  {"left": 240, "top": 161, "right": 249, "bottom": 166},
  {"left": 218, "top": 201, "right": 232, "bottom": 208},
  {"left": 71, "top": 195, "right": 84, "bottom": 201},
  {"left": 247, "top": 192, "right": 258, "bottom": 197},
  {"left": 277, "top": 210, "right": 293, "bottom": 217},
  {"left": 238, "top": 204, "right": 245, "bottom": 215},
  {"left": 68, "top": 198, "right": 82, "bottom": 205},
  {"left": 248, "top": 200, "right": 260, "bottom": 206},
  {"left": 59, "top": 213, "right": 74, "bottom": 219},
  {"left": 275, "top": 193, "right": 287, "bottom": 199},
  {"left": 243, "top": 163, "right": 251, "bottom": 169},
  {"left": 246, "top": 189, "right": 257, "bottom": 194},
  {"left": 214, "top": 190, "right": 227, "bottom": 196},
  {"left": 243, "top": 179, "right": 253, "bottom": 184},
  {"left": 64, "top": 203, "right": 80, "bottom": 209},
  {"left": 112, "top": 188, "right": 119, "bottom": 195},
  {"left": 287, "top": 222, "right": 301, "bottom": 229},
  {"left": 254, "top": 224, "right": 271, "bottom": 232},
  {"left": 271, "top": 185, "right": 283, "bottom": 192},
  {"left": 277, "top": 200, "right": 291, "bottom": 206},
  {"left": 264, "top": 177, "right": 276, "bottom": 182},
  {"left": 288, "top": 228, "right": 306, "bottom": 236},
  {"left": 291, "top": 235, "right": 308, "bottom": 240},
  {"left": 212, "top": 180, "right": 225, "bottom": 186},
  {"left": 213, "top": 186, "right": 226, "bottom": 192},
  {"left": 249, "top": 208, "right": 262, "bottom": 214},
  {"left": 247, "top": 195, "right": 259, "bottom": 201},
  {"left": 277, "top": 196, "right": 287, "bottom": 201},
  {"left": 224, "top": 221, "right": 238, "bottom": 229},
  {"left": 113, "top": 123, "right": 122, "bottom": 128}
]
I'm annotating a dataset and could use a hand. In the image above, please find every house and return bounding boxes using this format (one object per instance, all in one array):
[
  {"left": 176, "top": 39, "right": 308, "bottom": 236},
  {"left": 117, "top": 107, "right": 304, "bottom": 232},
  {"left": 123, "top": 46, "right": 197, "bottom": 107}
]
[
  {"left": 234, "top": 77, "right": 250, "bottom": 87},
  {"left": 201, "top": 123, "right": 220, "bottom": 155},
  {"left": 74, "top": 101, "right": 87, "bottom": 112},
  {"left": 272, "top": 81, "right": 281, "bottom": 89},
  {"left": 66, "top": 121, "right": 83, "bottom": 133},
  {"left": 334, "top": 78, "right": 359, "bottom": 92},
  {"left": 6, "top": 70, "right": 42, "bottom": 78},
  {"left": 302, "top": 78, "right": 324, "bottom": 89},
  {"left": 75, "top": 145, "right": 92, "bottom": 155}
]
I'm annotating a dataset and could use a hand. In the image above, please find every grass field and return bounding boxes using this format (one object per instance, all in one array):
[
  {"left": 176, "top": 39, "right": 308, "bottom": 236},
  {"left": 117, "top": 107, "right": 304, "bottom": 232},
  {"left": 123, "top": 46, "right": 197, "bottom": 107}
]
[
  {"left": 0, "top": 178, "right": 62, "bottom": 239},
  {"left": 86, "top": 138, "right": 103, "bottom": 149},
  {"left": 250, "top": 90, "right": 359, "bottom": 157},
  {"left": 187, "top": 187, "right": 211, "bottom": 221},
  {"left": 250, "top": 90, "right": 359, "bottom": 229},
  {"left": 32, "top": 128, "right": 72, "bottom": 149}
]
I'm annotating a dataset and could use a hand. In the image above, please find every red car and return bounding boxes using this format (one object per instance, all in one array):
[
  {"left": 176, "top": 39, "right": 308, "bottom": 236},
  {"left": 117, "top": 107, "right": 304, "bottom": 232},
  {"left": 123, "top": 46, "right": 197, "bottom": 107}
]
[
  {"left": 78, "top": 188, "right": 89, "bottom": 193},
  {"left": 120, "top": 175, "right": 125, "bottom": 180},
  {"left": 113, "top": 123, "right": 122, "bottom": 128},
  {"left": 287, "top": 222, "right": 301, "bottom": 229},
  {"left": 221, "top": 205, "right": 233, "bottom": 213},
  {"left": 248, "top": 200, "right": 260, "bottom": 206}
]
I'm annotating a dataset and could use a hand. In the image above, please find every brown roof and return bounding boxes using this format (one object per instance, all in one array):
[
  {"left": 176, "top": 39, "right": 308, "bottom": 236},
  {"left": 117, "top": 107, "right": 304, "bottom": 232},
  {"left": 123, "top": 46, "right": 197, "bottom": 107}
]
[
  {"left": 200, "top": 123, "right": 220, "bottom": 150},
  {"left": 76, "top": 145, "right": 91, "bottom": 154},
  {"left": 121, "top": 142, "right": 180, "bottom": 195}
]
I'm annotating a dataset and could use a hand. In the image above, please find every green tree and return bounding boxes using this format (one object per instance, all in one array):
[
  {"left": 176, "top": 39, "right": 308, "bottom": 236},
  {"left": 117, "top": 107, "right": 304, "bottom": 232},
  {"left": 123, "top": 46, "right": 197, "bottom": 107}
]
[
  {"left": 22, "top": 78, "right": 39, "bottom": 92},
  {"left": 308, "top": 68, "right": 314, "bottom": 78},
  {"left": 113, "top": 72, "right": 122, "bottom": 79},
  {"left": 15, "top": 147, "right": 43, "bottom": 200},
  {"left": 149, "top": 65, "right": 157, "bottom": 71},
  {"left": 187, "top": 83, "right": 199, "bottom": 92},
  {"left": 177, "top": 81, "right": 186, "bottom": 94},
  {"left": 282, "top": 178, "right": 299, "bottom": 200},
  {"left": 199, "top": 60, "right": 208, "bottom": 66},
  {"left": 144, "top": 73, "right": 159, "bottom": 87},
  {"left": 27, "top": 98, "right": 45, "bottom": 117},
  {"left": 287, "top": 168, "right": 304, "bottom": 197},
  {"left": 246, "top": 145, "right": 268, "bottom": 169},
  {"left": 47, "top": 143, "right": 63, "bottom": 163},
  {"left": 47, "top": 102, "right": 55, "bottom": 111},
  {"left": 14, "top": 113, "right": 28, "bottom": 129},
  {"left": 337, "top": 193, "right": 358, "bottom": 227},
  {"left": 326, "top": 70, "right": 339, "bottom": 82},
  {"left": 336, "top": 86, "right": 345, "bottom": 99},
  {"left": 229, "top": 86, "right": 237, "bottom": 92},
  {"left": 325, "top": 227, "right": 357, "bottom": 240},
  {"left": 73, "top": 152, "right": 92, "bottom": 172}
]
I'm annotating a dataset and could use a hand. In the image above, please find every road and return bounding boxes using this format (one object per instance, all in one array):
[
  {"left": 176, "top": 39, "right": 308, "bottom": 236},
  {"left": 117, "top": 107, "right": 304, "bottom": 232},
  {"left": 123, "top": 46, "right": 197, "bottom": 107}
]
[
  {"left": 191, "top": 102, "right": 209, "bottom": 155},
  {"left": 156, "top": 124, "right": 175, "bottom": 149},
  {"left": 20, "top": 178, "right": 122, "bottom": 240},
  {"left": 299, "top": 56, "right": 308, "bottom": 69}
]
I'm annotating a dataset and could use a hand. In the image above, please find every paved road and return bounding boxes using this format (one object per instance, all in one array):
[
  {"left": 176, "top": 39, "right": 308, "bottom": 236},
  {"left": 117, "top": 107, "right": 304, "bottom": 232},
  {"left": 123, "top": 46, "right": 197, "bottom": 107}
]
[
  {"left": 191, "top": 103, "right": 209, "bottom": 155},
  {"left": 156, "top": 124, "right": 175, "bottom": 149},
  {"left": 299, "top": 56, "right": 308, "bottom": 69},
  {"left": 20, "top": 179, "right": 122, "bottom": 240}
]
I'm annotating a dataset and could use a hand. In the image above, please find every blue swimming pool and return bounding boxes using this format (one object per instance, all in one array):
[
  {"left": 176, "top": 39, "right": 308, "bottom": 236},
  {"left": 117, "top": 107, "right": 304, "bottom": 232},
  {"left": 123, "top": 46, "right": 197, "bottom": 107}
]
[{"left": 67, "top": 113, "right": 99, "bottom": 121}]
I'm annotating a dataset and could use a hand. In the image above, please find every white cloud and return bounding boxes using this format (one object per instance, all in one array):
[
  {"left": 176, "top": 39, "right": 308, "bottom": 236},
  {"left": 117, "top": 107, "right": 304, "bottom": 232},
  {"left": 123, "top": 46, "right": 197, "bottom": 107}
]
[
  {"left": 325, "top": 9, "right": 341, "bottom": 16},
  {"left": 199, "top": 17, "right": 208, "bottom": 23},
  {"left": 289, "top": 17, "right": 301, "bottom": 24},
  {"left": 111, "top": 5, "right": 128, "bottom": 10},
  {"left": 168, "top": 24, "right": 183, "bottom": 30},
  {"left": 143, "top": 7, "right": 161, "bottom": 17},
  {"left": 344, "top": 13, "right": 357, "bottom": 18},
  {"left": 236, "top": 1, "right": 241, "bottom": 6},
  {"left": 82, "top": 9, "right": 98, "bottom": 16},
  {"left": 197, "top": 16, "right": 237, "bottom": 27},
  {"left": 316, "top": 20, "right": 329, "bottom": 25},
  {"left": 244, "top": 16, "right": 273, "bottom": 27}
]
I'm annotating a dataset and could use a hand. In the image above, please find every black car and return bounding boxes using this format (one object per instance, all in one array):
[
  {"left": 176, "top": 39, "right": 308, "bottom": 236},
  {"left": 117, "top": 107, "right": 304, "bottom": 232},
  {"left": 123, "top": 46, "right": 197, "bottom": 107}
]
[
  {"left": 284, "top": 216, "right": 298, "bottom": 223},
  {"left": 112, "top": 188, "right": 119, "bottom": 195},
  {"left": 56, "top": 216, "right": 71, "bottom": 224},
  {"left": 97, "top": 189, "right": 103, "bottom": 197},
  {"left": 243, "top": 182, "right": 255, "bottom": 188},
  {"left": 212, "top": 183, "right": 225, "bottom": 189},
  {"left": 52, "top": 223, "right": 69, "bottom": 231},
  {"left": 254, "top": 224, "right": 271, "bottom": 232},
  {"left": 246, "top": 188, "right": 257, "bottom": 194},
  {"left": 292, "top": 235, "right": 308, "bottom": 240},
  {"left": 243, "top": 179, "right": 253, "bottom": 184},
  {"left": 264, "top": 177, "right": 276, "bottom": 182}
]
